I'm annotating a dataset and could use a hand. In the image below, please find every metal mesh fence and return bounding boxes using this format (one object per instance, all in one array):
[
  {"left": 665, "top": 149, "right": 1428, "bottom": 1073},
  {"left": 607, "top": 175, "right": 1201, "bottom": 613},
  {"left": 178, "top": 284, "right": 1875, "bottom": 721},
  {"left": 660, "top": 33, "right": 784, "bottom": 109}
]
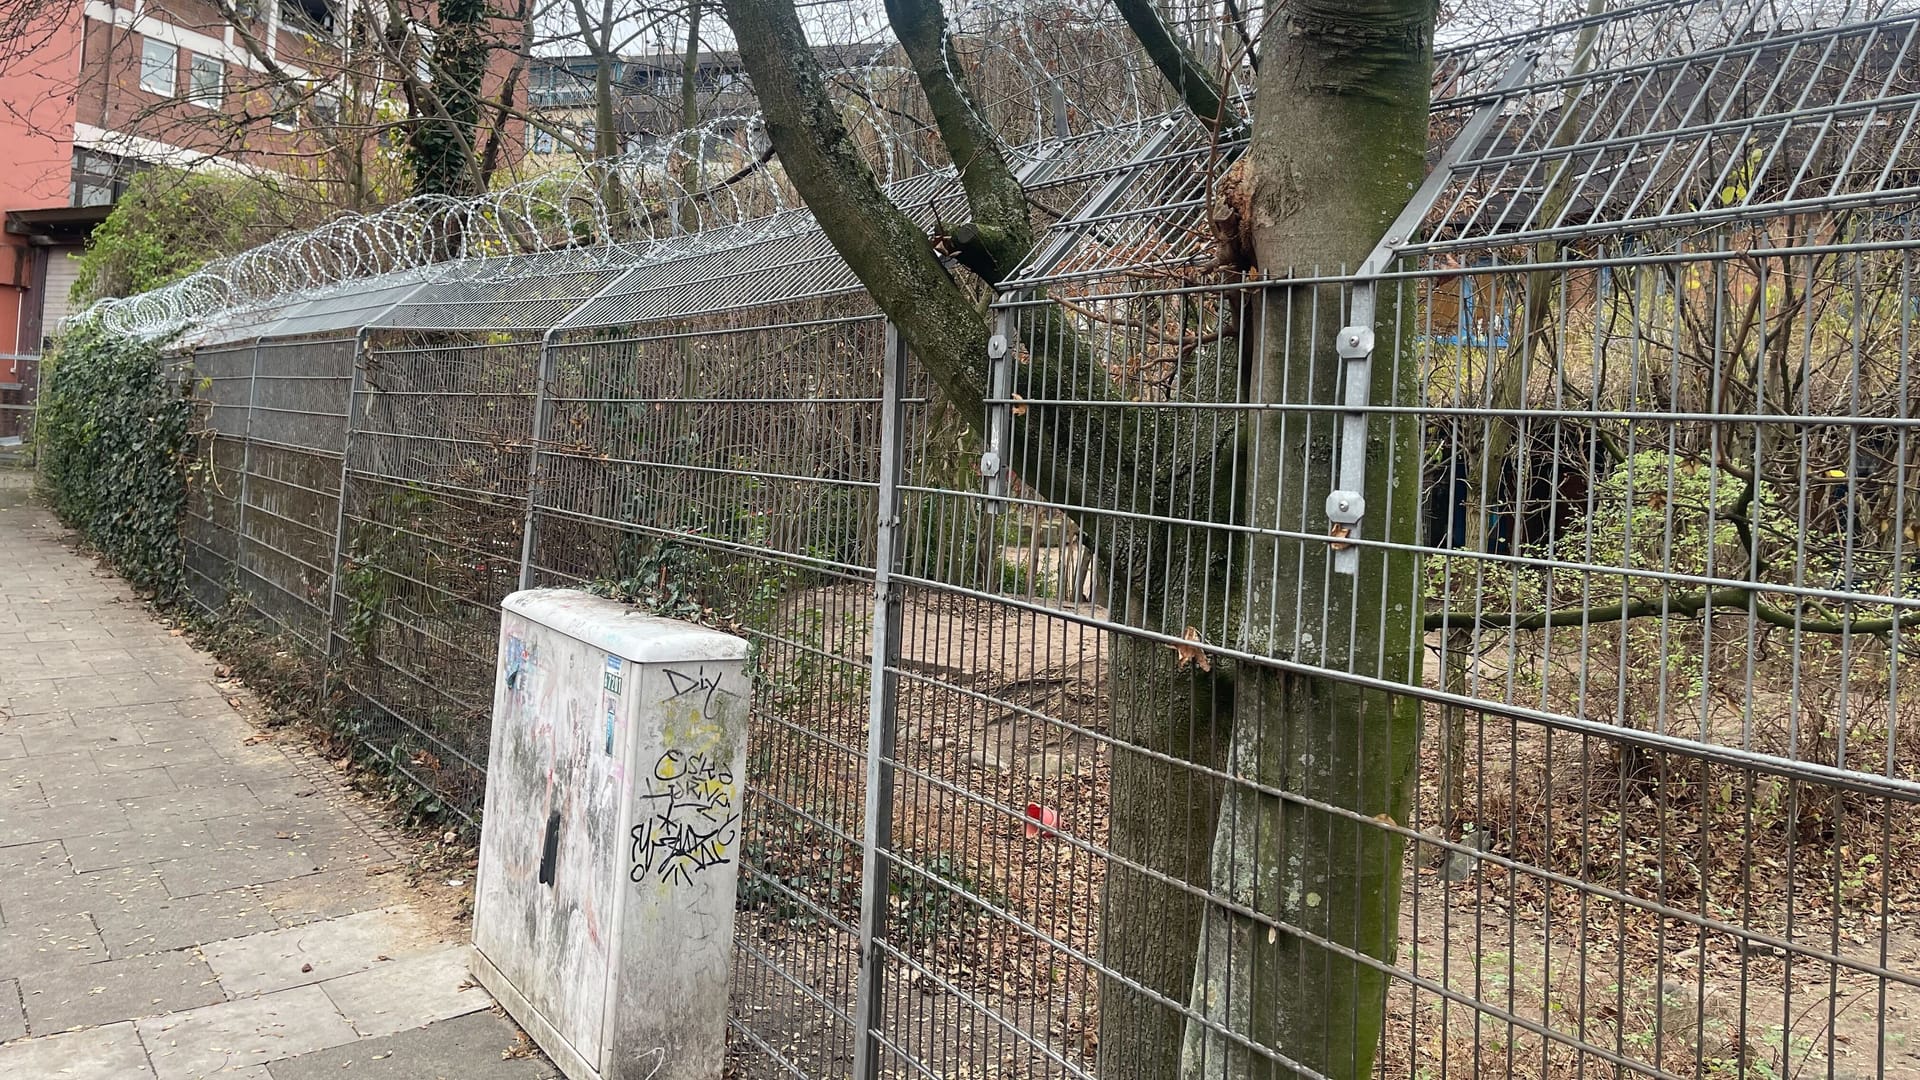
[
  {"left": 530, "top": 296, "right": 889, "bottom": 1076},
  {"left": 149, "top": 3, "right": 1920, "bottom": 1077}
]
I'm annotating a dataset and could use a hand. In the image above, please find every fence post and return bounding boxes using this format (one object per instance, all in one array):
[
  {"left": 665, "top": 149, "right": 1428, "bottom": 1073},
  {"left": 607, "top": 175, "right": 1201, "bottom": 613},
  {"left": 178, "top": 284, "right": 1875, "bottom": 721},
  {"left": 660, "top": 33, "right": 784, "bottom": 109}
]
[
  {"left": 851, "top": 320, "right": 908, "bottom": 1080},
  {"left": 323, "top": 331, "right": 370, "bottom": 665},
  {"left": 234, "top": 337, "right": 263, "bottom": 607},
  {"left": 517, "top": 333, "right": 557, "bottom": 591}
]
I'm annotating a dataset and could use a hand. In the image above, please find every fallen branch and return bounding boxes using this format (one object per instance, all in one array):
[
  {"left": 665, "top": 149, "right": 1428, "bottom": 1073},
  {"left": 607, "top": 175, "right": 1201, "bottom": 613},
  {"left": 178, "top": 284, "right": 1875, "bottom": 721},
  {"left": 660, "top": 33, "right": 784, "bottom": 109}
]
[{"left": 1425, "top": 586, "right": 1920, "bottom": 635}]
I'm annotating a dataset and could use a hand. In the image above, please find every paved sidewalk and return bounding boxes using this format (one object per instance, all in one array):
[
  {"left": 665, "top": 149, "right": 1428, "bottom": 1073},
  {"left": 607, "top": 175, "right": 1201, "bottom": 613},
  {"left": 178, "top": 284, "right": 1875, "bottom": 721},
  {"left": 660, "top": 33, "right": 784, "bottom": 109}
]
[{"left": 0, "top": 476, "right": 556, "bottom": 1078}]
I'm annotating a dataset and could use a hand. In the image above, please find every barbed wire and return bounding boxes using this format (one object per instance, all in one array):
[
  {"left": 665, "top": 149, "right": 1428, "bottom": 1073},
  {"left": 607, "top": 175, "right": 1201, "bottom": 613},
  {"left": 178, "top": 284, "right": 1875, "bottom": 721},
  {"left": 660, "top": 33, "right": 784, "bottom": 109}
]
[
  {"left": 75, "top": 0, "right": 1801, "bottom": 343},
  {"left": 76, "top": 2, "right": 1196, "bottom": 342}
]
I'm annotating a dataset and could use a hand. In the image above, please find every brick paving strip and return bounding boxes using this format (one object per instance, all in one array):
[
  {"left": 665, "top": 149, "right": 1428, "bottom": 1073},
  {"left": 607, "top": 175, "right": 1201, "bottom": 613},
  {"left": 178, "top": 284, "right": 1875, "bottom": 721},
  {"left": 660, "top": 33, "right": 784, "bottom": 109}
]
[{"left": 0, "top": 474, "right": 557, "bottom": 1078}]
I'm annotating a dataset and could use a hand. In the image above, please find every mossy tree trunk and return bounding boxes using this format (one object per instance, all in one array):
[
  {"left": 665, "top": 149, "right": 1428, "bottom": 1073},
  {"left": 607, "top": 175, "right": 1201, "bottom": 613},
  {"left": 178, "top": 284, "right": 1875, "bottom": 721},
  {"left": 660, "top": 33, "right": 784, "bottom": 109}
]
[
  {"left": 1100, "top": 633, "right": 1228, "bottom": 1079},
  {"left": 409, "top": 0, "right": 491, "bottom": 199},
  {"left": 1179, "top": 6, "right": 1433, "bottom": 1079}
]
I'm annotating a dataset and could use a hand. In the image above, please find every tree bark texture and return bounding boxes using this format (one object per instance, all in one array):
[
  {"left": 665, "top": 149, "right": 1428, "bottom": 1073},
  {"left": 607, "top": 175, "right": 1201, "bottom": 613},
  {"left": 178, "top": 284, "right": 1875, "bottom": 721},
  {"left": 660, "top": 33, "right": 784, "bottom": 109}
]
[
  {"left": 1098, "top": 633, "right": 1229, "bottom": 1080},
  {"left": 409, "top": 0, "right": 491, "bottom": 198},
  {"left": 1180, "top": 5, "right": 1434, "bottom": 1079}
]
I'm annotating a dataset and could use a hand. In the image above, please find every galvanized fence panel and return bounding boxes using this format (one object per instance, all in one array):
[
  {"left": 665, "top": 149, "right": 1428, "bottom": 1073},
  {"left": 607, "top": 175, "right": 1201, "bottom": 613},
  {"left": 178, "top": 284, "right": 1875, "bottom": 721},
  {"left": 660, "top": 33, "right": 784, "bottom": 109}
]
[
  {"left": 332, "top": 330, "right": 545, "bottom": 819},
  {"left": 527, "top": 294, "right": 893, "bottom": 1077},
  {"left": 151, "top": 4, "right": 1920, "bottom": 1077},
  {"left": 237, "top": 335, "right": 357, "bottom": 650},
  {"left": 179, "top": 343, "right": 255, "bottom": 618}
]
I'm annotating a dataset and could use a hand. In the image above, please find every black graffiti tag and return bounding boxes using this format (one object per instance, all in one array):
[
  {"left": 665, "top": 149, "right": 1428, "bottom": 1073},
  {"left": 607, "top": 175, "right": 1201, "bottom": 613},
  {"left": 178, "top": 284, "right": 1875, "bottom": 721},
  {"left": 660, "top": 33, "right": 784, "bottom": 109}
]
[
  {"left": 663, "top": 666, "right": 727, "bottom": 713},
  {"left": 629, "top": 749, "right": 738, "bottom": 887}
]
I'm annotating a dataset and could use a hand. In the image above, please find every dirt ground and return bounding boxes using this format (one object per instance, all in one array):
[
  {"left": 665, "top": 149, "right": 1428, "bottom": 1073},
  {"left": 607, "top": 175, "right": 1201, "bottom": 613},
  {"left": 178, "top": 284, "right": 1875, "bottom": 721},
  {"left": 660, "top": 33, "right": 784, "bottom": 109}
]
[{"left": 728, "top": 578, "right": 1920, "bottom": 1080}]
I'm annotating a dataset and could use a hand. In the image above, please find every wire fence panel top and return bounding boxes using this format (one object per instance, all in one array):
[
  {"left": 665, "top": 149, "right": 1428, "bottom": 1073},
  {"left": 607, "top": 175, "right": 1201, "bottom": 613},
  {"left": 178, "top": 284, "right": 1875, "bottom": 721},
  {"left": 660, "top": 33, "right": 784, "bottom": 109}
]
[{"left": 1419, "top": 10, "right": 1920, "bottom": 252}]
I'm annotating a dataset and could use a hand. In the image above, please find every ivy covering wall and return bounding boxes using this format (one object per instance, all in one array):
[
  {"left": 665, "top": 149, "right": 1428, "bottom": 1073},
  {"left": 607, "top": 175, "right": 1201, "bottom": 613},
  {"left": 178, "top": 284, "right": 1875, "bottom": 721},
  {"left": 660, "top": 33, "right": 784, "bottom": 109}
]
[{"left": 35, "top": 319, "right": 190, "bottom": 603}]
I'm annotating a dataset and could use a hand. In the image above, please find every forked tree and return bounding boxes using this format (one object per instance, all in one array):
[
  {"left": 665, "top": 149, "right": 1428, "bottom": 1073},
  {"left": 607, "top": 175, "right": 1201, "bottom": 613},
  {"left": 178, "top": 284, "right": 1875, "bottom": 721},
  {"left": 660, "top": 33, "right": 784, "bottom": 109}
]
[{"left": 716, "top": 1, "right": 1434, "bottom": 1078}]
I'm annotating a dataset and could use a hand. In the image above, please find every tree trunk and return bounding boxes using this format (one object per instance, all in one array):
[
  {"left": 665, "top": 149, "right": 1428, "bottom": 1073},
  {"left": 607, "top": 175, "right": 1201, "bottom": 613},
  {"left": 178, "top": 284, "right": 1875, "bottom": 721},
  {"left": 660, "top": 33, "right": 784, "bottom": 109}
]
[
  {"left": 1181, "top": 5, "right": 1433, "bottom": 1079},
  {"left": 409, "top": 0, "right": 490, "bottom": 199},
  {"left": 717, "top": 3, "right": 1433, "bottom": 1078},
  {"left": 1098, "top": 631, "right": 1228, "bottom": 1080},
  {"left": 592, "top": 48, "right": 632, "bottom": 236},
  {"left": 678, "top": 0, "right": 704, "bottom": 226}
]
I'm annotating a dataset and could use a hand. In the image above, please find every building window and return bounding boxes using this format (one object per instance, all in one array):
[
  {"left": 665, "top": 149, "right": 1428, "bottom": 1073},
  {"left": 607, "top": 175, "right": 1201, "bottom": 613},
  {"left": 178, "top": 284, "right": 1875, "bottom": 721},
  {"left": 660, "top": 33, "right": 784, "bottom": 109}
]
[
  {"left": 71, "top": 148, "right": 139, "bottom": 207},
  {"left": 280, "top": 0, "right": 337, "bottom": 36},
  {"left": 529, "top": 126, "right": 556, "bottom": 154},
  {"left": 269, "top": 84, "right": 298, "bottom": 129},
  {"left": 139, "top": 37, "right": 177, "bottom": 97},
  {"left": 309, "top": 91, "right": 339, "bottom": 126},
  {"left": 187, "top": 54, "right": 224, "bottom": 107}
]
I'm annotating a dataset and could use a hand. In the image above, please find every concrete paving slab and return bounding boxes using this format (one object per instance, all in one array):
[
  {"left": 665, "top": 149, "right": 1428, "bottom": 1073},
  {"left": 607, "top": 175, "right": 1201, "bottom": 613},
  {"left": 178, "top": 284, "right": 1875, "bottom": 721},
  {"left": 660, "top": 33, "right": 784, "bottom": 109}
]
[
  {"left": 0, "top": 799, "right": 132, "bottom": 846},
  {"left": 256, "top": 869, "right": 394, "bottom": 927},
  {"left": 95, "top": 880, "right": 280, "bottom": 960},
  {"left": 263, "top": 1010, "right": 560, "bottom": 1080},
  {"left": 0, "top": 837, "right": 69, "bottom": 872},
  {"left": 118, "top": 702, "right": 213, "bottom": 726},
  {"left": 0, "top": 777, "right": 47, "bottom": 810},
  {"left": 0, "top": 977, "right": 23, "bottom": 1041},
  {"left": 242, "top": 779, "right": 332, "bottom": 810},
  {"left": 113, "top": 677, "right": 207, "bottom": 708},
  {"left": 136, "top": 984, "right": 357, "bottom": 1079},
  {"left": 0, "top": 1020, "right": 156, "bottom": 1079},
  {"left": 0, "top": 708, "right": 81, "bottom": 732},
  {"left": 318, "top": 945, "right": 487, "bottom": 1038},
  {"left": 16, "top": 721, "right": 142, "bottom": 755},
  {"left": 18, "top": 947, "right": 226, "bottom": 1031},
  {"left": 37, "top": 764, "right": 179, "bottom": 807},
  {"left": 202, "top": 806, "right": 363, "bottom": 856},
  {"left": 170, "top": 760, "right": 306, "bottom": 794},
  {"left": 7, "top": 741, "right": 96, "bottom": 775},
  {"left": 0, "top": 910, "right": 108, "bottom": 976},
  {"left": 153, "top": 844, "right": 330, "bottom": 898},
  {"left": 120, "top": 787, "right": 267, "bottom": 832},
  {"left": 0, "top": 862, "right": 147, "bottom": 926},
  {"left": 65, "top": 819, "right": 217, "bottom": 873},
  {"left": 201, "top": 907, "right": 430, "bottom": 998},
  {"left": 95, "top": 738, "right": 229, "bottom": 773}
]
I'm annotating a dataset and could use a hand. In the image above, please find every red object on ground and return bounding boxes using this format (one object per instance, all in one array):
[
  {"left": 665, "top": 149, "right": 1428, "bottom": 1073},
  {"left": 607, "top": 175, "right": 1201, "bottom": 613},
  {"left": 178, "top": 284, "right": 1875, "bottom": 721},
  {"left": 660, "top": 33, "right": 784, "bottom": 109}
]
[{"left": 1024, "top": 803, "right": 1059, "bottom": 839}]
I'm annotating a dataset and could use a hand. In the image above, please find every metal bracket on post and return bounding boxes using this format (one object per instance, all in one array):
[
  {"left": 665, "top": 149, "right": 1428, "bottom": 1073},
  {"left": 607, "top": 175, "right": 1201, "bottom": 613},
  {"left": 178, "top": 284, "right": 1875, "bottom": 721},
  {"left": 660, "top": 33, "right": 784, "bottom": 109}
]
[
  {"left": 981, "top": 312, "right": 1014, "bottom": 515},
  {"left": 1328, "top": 317, "right": 1374, "bottom": 576},
  {"left": 1322, "top": 50, "right": 1541, "bottom": 576}
]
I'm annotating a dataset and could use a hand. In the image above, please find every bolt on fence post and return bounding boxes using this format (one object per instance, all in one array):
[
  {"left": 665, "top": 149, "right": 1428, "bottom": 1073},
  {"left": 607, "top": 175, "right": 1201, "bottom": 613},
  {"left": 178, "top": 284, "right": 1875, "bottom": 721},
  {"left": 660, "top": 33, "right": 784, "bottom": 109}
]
[{"left": 851, "top": 320, "right": 909, "bottom": 1080}]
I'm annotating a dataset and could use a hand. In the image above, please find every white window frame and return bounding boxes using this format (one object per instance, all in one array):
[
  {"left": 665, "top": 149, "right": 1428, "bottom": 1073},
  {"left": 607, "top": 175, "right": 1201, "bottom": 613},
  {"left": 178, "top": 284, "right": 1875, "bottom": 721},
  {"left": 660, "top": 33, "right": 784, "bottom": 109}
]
[
  {"left": 139, "top": 37, "right": 177, "bottom": 97},
  {"left": 308, "top": 90, "right": 340, "bottom": 127},
  {"left": 529, "top": 126, "right": 556, "bottom": 154},
  {"left": 269, "top": 84, "right": 298, "bottom": 130},
  {"left": 187, "top": 54, "right": 224, "bottom": 108}
]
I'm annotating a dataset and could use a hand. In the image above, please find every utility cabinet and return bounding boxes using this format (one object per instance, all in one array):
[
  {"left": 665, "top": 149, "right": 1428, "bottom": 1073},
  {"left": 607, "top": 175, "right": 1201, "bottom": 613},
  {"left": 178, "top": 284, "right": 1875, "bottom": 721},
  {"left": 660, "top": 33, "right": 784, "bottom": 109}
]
[{"left": 471, "top": 589, "right": 751, "bottom": 1080}]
